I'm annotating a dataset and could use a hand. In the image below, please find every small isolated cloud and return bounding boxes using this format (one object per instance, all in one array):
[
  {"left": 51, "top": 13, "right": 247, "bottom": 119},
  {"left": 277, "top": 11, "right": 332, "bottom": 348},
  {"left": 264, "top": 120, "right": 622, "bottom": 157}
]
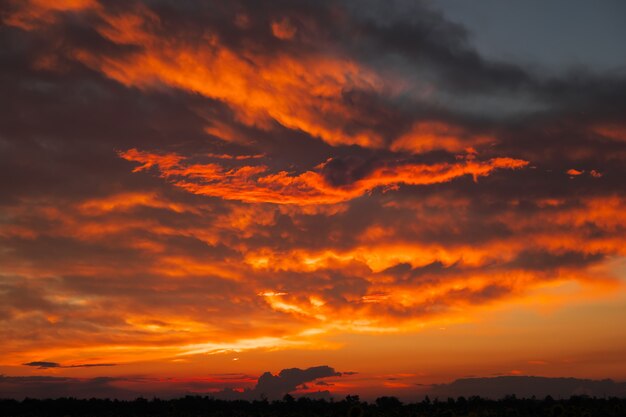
[
  {"left": 23, "top": 361, "right": 61, "bottom": 369},
  {"left": 271, "top": 17, "right": 297, "bottom": 40},
  {"left": 566, "top": 168, "right": 584, "bottom": 176},
  {"left": 253, "top": 366, "right": 340, "bottom": 399},
  {"left": 23, "top": 361, "right": 116, "bottom": 369}
]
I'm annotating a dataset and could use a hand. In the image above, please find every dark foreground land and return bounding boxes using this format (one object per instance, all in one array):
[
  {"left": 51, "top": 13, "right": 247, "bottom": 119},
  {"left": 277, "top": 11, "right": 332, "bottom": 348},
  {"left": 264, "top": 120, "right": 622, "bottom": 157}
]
[{"left": 1, "top": 395, "right": 625, "bottom": 417}]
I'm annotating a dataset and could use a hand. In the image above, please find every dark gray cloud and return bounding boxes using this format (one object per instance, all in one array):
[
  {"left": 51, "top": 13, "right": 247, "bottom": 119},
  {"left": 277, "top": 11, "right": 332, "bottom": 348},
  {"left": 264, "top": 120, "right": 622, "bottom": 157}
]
[
  {"left": 23, "top": 362, "right": 116, "bottom": 369},
  {"left": 0, "top": 366, "right": 340, "bottom": 400},
  {"left": 7, "top": 372, "right": 624, "bottom": 401},
  {"left": 428, "top": 376, "right": 626, "bottom": 400},
  {"left": 22, "top": 361, "right": 60, "bottom": 369},
  {"left": 253, "top": 366, "right": 341, "bottom": 399},
  {"left": 0, "top": 375, "right": 136, "bottom": 400},
  {"left": 434, "top": 0, "right": 626, "bottom": 73}
]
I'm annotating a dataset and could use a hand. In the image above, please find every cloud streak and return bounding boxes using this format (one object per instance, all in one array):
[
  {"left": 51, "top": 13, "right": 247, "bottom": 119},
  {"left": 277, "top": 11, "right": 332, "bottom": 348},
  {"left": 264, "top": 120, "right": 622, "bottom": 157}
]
[{"left": 119, "top": 149, "right": 528, "bottom": 205}]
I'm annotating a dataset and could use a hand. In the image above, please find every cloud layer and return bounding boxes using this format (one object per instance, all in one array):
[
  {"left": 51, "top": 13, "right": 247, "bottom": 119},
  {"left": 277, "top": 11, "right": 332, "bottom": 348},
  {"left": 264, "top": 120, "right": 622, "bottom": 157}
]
[
  {"left": 0, "top": 0, "right": 625, "bottom": 387},
  {"left": 0, "top": 366, "right": 339, "bottom": 400}
]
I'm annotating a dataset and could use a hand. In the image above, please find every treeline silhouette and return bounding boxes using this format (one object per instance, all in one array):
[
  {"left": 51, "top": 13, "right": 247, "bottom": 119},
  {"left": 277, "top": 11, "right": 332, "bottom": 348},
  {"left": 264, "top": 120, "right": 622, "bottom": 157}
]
[{"left": 1, "top": 394, "right": 625, "bottom": 417}]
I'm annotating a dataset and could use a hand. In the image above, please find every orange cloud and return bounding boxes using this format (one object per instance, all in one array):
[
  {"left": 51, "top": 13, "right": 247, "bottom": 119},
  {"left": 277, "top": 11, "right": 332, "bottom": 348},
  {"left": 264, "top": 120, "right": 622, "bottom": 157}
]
[
  {"left": 3, "top": 0, "right": 99, "bottom": 30},
  {"left": 78, "top": 192, "right": 193, "bottom": 214},
  {"left": 2, "top": 191, "right": 624, "bottom": 370},
  {"left": 593, "top": 124, "right": 626, "bottom": 142},
  {"left": 119, "top": 149, "right": 528, "bottom": 204},
  {"left": 5, "top": 1, "right": 390, "bottom": 147},
  {"left": 78, "top": 9, "right": 383, "bottom": 147},
  {"left": 271, "top": 17, "right": 297, "bottom": 40},
  {"left": 391, "top": 121, "right": 493, "bottom": 154}
]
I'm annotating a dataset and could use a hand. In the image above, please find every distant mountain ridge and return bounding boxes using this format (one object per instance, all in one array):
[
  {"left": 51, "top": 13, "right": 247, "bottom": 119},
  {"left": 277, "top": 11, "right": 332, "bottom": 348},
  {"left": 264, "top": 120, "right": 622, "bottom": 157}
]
[{"left": 429, "top": 376, "right": 626, "bottom": 399}]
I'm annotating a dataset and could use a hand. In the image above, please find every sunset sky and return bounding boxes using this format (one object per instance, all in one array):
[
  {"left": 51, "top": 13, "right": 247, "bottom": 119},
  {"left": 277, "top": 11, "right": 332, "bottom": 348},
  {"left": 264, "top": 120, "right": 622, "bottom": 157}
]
[{"left": 1, "top": 0, "right": 626, "bottom": 400}]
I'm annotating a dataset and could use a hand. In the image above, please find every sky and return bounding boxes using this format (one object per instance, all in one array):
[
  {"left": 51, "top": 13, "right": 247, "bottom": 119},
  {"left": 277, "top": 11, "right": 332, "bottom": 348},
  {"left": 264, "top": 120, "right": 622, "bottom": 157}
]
[{"left": 1, "top": 0, "right": 626, "bottom": 401}]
